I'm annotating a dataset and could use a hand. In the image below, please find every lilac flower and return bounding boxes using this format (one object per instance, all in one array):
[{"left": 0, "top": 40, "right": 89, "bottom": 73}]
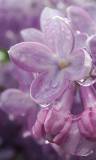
[
  {"left": 0, "top": 0, "right": 45, "bottom": 49},
  {"left": 0, "top": 89, "right": 39, "bottom": 132},
  {"left": 32, "top": 85, "right": 74, "bottom": 143},
  {"left": 0, "top": 61, "right": 34, "bottom": 92},
  {"left": 32, "top": 84, "right": 95, "bottom": 157},
  {"left": 78, "top": 86, "right": 96, "bottom": 139},
  {"left": 65, "top": 5, "right": 96, "bottom": 86},
  {"left": 0, "top": 62, "right": 19, "bottom": 92},
  {"left": 8, "top": 7, "right": 92, "bottom": 105}
]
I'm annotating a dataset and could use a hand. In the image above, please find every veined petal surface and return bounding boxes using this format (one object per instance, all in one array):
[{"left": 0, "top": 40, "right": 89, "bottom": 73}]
[
  {"left": 42, "top": 15, "right": 74, "bottom": 57},
  {"left": 40, "top": 7, "right": 63, "bottom": 31},
  {"left": 8, "top": 42, "right": 54, "bottom": 72},
  {"left": 30, "top": 70, "right": 69, "bottom": 105},
  {"left": 65, "top": 49, "right": 92, "bottom": 81},
  {"left": 21, "top": 28, "right": 45, "bottom": 43},
  {"left": 67, "top": 5, "right": 93, "bottom": 33}
]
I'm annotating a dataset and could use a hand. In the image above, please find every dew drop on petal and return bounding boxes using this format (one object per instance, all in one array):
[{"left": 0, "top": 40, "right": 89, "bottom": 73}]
[{"left": 40, "top": 104, "right": 50, "bottom": 108}]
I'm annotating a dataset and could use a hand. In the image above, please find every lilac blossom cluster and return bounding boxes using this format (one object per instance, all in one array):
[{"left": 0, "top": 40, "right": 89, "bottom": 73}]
[
  {"left": 7, "top": 3, "right": 96, "bottom": 159},
  {"left": 0, "top": 0, "right": 96, "bottom": 160}
]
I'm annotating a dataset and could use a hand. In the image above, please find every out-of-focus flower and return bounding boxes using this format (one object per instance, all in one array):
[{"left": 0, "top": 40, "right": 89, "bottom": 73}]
[
  {"left": 0, "top": 62, "right": 19, "bottom": 92},
  {"left": 0, "top": 50, "right": 20, "bottom": 92},
  {"left": 0, "top": 0, "right": 45, "bottom": 49},
  {"left": 0, "top": 61, "right": 35, "bottom": 93},
  {"left": 8, "top": 7, "right": 92, "bottom": 105},
  {"left": 0, "top": 107, "right": 62, "bottom": 160},
  {"left": 0, "top": 88, "right": 39, "bottom": 132},
  {"left": 0, "top": 49, "right": 34, "bottom": 92}
]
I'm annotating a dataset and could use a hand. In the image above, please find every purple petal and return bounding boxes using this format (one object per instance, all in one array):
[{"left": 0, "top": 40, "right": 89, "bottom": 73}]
[
  {"left": 67, "top": 5, "right": 93, "bottom": 33},
  {"left": 78, "top": 86, "right": 96, "bottom": 139},
  {"left": 0, "top": 89, "right": 37, "bottom": 117},
  {"left": 44, "top": 85, "right": 74, "bottom": 136},
  {"left": 80, "top": 110, "right": 94, "bottom": 134},
  {"left": 11, "top": 64, "right": 33, "bottom": 92},
  {"left": 78, "top": 65, "right": 96, "bottom": 86},
  {"left": 80, "top": 86, "right": 96, "bottom": 109},
  {"left": 32, "top": 108, "right": 49, "bottom": 139},
  {"left": 85, "top": 3, "right": 96, "bottom": 22},
  {"left": 40, "top": 7, "right": 63, "bottom": 31},
  {"left": 8, "top": 42, "right": 54, "bottom": 72},
  {"left": 65, "top": 49, "right": 92, "bottom": 81},
  {"left": 21, "top": 28, "right": 45, "bottom": 43},
  {"left": 53, "top": 116, "right": 72, "bottom": 145},
  {"left": 74, "top": 31, "right": 88, "bottom": 50},
  {"left": 78, "top": 109, "right": 96, "bottom": 139},
  {"left": 30, "top": 70, "right": 69, "bottom": 105},
  {"left": 63, "top": 121, "right": 94, "bottom": 156},
  {"left": 42, "top": 16, "right": 74, "bottom": 57}
]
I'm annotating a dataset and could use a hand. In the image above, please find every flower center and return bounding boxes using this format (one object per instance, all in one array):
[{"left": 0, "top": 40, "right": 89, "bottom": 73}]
[{"left": 58, "top": 59, "right": 70, "bottom": 70}]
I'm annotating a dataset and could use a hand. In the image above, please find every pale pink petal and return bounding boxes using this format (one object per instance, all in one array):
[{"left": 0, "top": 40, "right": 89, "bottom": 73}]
[{"left": 8, "top": 42, "right": 54, "bottom": 72}]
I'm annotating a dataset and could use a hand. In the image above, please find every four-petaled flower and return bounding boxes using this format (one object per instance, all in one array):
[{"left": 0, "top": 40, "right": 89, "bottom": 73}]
[{"left": 8, "top": 7, "right": 92, "bottom": 105}]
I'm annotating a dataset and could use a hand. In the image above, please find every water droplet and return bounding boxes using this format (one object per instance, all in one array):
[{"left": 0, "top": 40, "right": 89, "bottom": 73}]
[{"left": 40, "top": 103, "right": 50, "bottom": 108}]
